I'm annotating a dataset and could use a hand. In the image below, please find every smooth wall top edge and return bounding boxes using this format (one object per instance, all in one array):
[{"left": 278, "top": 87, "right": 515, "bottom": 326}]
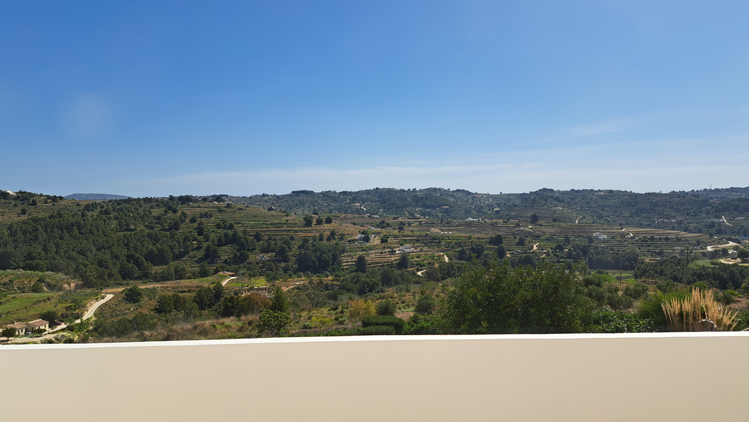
[{"left": 3, "top": 331, "right": 748, "bottom": 351}]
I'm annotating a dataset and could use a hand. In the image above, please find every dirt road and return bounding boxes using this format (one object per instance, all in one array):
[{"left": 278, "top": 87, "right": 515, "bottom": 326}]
[
  {"left": 707, "top": 241, "right": 738, "bottom": 251},
  {"left": 79, "top": 294, "right": 114, "bottom": 321},
  {"left": 3, "top": 294, "right": 113, "bottom": 344}
]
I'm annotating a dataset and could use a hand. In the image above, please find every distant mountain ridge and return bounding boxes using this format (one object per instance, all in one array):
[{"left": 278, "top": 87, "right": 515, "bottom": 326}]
[
  {"left": 222, "top": 186, "right": 749, "bottom": 230},
  {"left": 65, "top": 193, "right": 130, "bottom": 200}
]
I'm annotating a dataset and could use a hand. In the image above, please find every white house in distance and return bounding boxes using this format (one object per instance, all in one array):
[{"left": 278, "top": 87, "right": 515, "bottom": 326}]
[
  {"left": 7, "top": 322, "right": 29, "bottom": 336},
  {"left": 5, "top": 319, "right": 49, "bottom": 336},
  {"left": 399, "top": 245, "right": 416, "bottom": 253},
  {"left": 593, "top": 233, "right": 608, "bottom": 240}
]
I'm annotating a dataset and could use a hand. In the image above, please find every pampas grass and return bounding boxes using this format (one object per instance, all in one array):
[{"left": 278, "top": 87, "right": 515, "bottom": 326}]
[{"left": 661, "top": 288, "right": 738, "bottom": 331}]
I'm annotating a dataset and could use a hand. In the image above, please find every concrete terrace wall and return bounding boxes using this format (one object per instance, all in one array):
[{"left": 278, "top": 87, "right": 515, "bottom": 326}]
[{"left": 1, "top": 333, "right": 748, "bottom": 421}]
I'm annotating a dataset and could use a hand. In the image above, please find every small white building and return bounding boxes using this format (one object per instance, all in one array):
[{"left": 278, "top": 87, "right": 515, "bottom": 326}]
[
  {"left": 26, "top": 319, "right": 49, "bottom": 332},
  {"left": 399, "top": 245, "right": 416, "bottom": 253},
  {"left": 593, "top": 233, "right": 607, "bottom": 240},
  {"left": 7, "top": 322, "right": 28, "bottom": 336},
  {"left": 6, "top": 319, "right": 49, "bottom": 336}
]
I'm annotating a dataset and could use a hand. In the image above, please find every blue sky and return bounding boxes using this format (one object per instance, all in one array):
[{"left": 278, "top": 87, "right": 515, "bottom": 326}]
[{"left": 1, "top": 1, "right": 748, "bottom": 197}]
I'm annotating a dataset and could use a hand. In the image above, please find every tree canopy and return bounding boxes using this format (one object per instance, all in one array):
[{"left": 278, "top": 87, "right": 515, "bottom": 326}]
[{"left": 442, "top": 261, "right": 591, "bottom": 334}]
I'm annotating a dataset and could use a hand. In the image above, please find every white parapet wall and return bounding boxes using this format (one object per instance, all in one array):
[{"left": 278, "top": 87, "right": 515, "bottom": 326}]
[{"left": 1, "top": 333, "right": 748, "bottom": 421}]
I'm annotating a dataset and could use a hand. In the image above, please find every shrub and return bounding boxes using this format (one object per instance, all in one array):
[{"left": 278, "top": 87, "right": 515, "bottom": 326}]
[
  {"left": 123, "top": 286, "right": 144, "bottom": 304},
  {"left": 361, "top": 316, "right": 404, "bottom": 334},
  {"left": 606, "top": 292, "right": 634, "bottom": 311},
  {"left": 348, "top": 299, "right": 375, "bottom": 321},
  {"left": 590, "top": 310, "right": 654, "bottom": 333},
  {"left": 270, "top": 286, "right": 289, "bottom": 313},
  {"left": 358, "top": 325, "right": 396, "bottom": 335},
  {"left": 258, "top": 310, "right": 290, "bottom": 336},
  {"left": 406, "top": 314, "right": 442, "bottom": 334},
  {"left": 638, "top": 290, "right": 689, "bottom": 328},
  {"left": 623, "top": 283, "right": 649, "bottom": 300},
  {"left": 583, "top": 273, "right": 615, "bottom": 287},
  {"left": 323, "top": 328, "right": 360, "bottom": 336},
  {"left": 376, "top": 299, "right": 396, "bottom": 316},
  {"left": 718, "top": 289, "right": 735, "bottom": 305},
  {"left": 414, "top": 294, "right": 436, "bottom": 315}
]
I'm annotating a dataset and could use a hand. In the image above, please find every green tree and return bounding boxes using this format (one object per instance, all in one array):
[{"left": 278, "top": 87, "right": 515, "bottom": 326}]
[
  {"left": 270, "top": 286, "right": 289, "bottom": 313},
  {"left": 530, "top": 214, "right": 539, "bottom": 224},
  {"left": 2, "top": 327, "right": 16, "bottom": 338},
  {"left": 415, "top": 294, "right": 436, "bottom": 315},
  {"left": 303, "top": 215, "right": 314, "bottom": 227},
  {"left": 123, "top": 286, "right": 144, "bottom": 304},
  {"left": 194, "top": 286, "right": 215, "bottom": 311},
  {"left": 489, "top": 234, "right": 504, "bottom": 246},
  {"left": 174, "top": 264, "right": 190, "bottom": 280},
  {"left": 259, "top": 309, "right": 290, "bottom": 336},
  {"left": 442, "top": 261, "right": 591, "bottom": 334},
  {"left": 324, "top": 216, "right": 333, "bottom": 224},
  {"left": 155, "top": 295, "right": 175, "bottom": 314},
  {"left": 201, "top": 244, "right": 220, "bottom": 263},
  {"left": 315, "top": 217, "right": 323, "bottom": 225},
  {"left": 213, "top": 282, "right": 224, "bottom": 303},
  {"left": 0, "top": 250, "right": 22, "bottom": 270},
  {"left": 396, "top": 253, "right": 409, "bottom": 270},
  {"left": 355, "top": 255, "right": 367, "bottom": 273},
  {"left": 31, "top": 281, "right": 44, "bottom": 293},
  {"left": 40, "top": 310, "right": 59, "bottom": 325},
  {"left": 376, "top": 299, "right": 396, "bottom": 316},
  {"left": 171, "top": 293, "right": 187, "bottom": 312},
  {"left": 197, "top": 263, "right": 212, "bottom": 278}
]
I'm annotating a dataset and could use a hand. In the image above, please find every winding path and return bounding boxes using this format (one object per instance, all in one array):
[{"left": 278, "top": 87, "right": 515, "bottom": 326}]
[
  {"left": 79, "top": 294, "right": 114, "bottom": 322},
  {"left": 707, "top": 241, "right": 738, "bottom": 251},
  {"left": 221, "top": 276, "right": 237, "bottom": 286}
]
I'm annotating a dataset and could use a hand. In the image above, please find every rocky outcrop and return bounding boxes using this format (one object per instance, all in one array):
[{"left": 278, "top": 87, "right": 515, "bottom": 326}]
[{"left": 691, "top": 319, "right": 718, "bottom": 332}]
